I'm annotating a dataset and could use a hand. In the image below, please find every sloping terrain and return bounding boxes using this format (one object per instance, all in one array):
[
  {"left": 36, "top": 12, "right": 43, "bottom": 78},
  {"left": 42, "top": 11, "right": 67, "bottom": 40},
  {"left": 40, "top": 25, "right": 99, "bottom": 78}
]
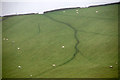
[{"left": 2, "top": 4, "right": 118, "bottom": 78}]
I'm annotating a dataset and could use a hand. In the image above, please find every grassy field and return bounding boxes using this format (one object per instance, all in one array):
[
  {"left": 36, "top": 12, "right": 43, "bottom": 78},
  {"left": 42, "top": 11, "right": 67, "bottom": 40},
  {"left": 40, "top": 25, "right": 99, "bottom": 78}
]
[{"left": 2, "top": 4, "right": 118, "bottom": 78}]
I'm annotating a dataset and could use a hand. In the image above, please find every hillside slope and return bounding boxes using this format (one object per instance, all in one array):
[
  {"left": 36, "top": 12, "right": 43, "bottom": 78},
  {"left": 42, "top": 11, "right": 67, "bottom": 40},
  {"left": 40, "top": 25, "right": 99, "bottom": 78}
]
[{"left": 2, "top": 4, "right": 118, "bottom": 78}]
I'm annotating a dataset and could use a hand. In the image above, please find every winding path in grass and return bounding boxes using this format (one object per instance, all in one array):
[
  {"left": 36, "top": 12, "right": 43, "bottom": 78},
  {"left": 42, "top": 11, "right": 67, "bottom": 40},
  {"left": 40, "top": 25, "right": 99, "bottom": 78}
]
[
  {"left": 45, "top": 14, "right": 82, "bottom": 64},
  {"left": 44, "top": 14, "right": 81, "bottom": 65},
  {"left": 38, "top": 14, "right": 83, "bottom": 76}
]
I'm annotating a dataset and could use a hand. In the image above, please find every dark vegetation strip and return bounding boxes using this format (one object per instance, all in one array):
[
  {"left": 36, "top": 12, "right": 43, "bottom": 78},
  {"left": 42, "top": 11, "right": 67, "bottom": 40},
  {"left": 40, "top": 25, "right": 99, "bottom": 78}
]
[
  {"left": 44, "top": 14, "right": 82, "bottom": 64},
  {"left": 38, "top": 14, "right": 84, "bottom": 76}
]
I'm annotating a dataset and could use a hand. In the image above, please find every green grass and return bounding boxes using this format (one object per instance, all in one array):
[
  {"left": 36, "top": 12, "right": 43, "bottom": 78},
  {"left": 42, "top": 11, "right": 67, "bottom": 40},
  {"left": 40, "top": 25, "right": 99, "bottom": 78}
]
[{"left": 2, "top": 4, "right": 118, "bottom": 78}]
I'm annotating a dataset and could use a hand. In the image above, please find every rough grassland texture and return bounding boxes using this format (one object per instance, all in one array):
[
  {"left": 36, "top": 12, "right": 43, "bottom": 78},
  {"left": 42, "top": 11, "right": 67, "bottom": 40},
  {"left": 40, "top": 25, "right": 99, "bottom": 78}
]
[{"left": 2, "top": 4, "right": 118, "bottom": 78}]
